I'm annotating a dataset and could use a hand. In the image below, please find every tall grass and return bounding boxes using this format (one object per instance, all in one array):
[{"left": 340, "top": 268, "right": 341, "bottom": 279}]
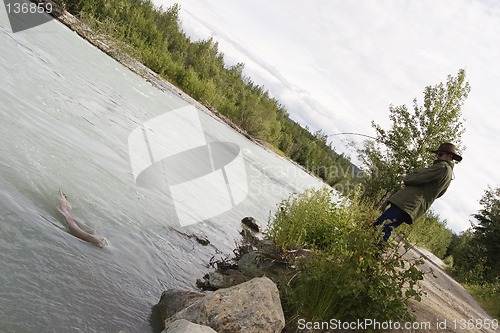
[{"left": 266, "top": 188, "right": 424, "bottom": 324}]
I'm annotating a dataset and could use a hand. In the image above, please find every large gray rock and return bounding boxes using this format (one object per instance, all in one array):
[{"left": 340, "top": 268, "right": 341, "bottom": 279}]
[
  {"left": 166, "top": 277, "right": 285, "bottom": 333},
  {"left": 163, "top": 319, "right": 218, "bottom": 333}
]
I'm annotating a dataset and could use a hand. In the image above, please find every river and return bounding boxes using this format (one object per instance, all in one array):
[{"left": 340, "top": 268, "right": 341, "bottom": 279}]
[{"left": 0, "top": 8, "right": 326, "bottom": 333}]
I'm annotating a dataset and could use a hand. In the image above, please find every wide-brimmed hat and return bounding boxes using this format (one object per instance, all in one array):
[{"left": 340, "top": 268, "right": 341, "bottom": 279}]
[{"left": 430, "top": 142, "right": 462, "bottom": 162}]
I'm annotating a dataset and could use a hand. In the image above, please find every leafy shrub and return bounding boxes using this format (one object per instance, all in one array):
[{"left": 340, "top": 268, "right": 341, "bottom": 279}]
[
  {"left": 465, "top": 278, "right": 500, "bottom": 320},
  {"left": 443, "top": 255, "right": 453, "bottom": 268},
  {"left": 266, "top": 188, "right": 424, "bottom": 324},
  {"left": 400, "top": 212, "right": 453, "bottom": 259}
]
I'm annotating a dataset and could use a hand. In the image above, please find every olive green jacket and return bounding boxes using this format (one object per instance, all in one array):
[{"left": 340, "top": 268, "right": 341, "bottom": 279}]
[{"left": 388, "top": 160, "right": 454, "bottom": 223}]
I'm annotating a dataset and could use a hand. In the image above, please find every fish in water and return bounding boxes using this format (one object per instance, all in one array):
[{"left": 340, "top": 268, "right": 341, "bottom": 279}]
[{"left": 58, "top": 190, "right": 107, "bottom": 248}]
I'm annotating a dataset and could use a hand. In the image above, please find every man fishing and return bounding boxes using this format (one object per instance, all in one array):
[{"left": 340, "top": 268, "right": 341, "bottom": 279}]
[{"left": 373, "top": 142, "right": 462, "bottom": 241}]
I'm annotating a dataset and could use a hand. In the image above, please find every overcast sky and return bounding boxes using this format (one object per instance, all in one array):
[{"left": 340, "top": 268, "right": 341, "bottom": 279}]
[{"left": 154, "top": 0, "right": 500, "bottom": 233}]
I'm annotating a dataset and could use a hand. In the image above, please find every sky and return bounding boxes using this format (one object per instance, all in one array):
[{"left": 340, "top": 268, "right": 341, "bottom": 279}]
[{"left": 154, "top": 0, "right": 500, "bottom": 233}]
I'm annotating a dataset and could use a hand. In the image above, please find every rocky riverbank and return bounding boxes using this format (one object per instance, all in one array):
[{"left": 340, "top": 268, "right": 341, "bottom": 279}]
[
  {"left": 152, "top": 222, "right": 312, "bottom": 333},
  {"left": 152, "top": 224, "right": 497, "bottom": 333},
  {"left": 154, "top": 277, "right": 285, "bottom": 333}
]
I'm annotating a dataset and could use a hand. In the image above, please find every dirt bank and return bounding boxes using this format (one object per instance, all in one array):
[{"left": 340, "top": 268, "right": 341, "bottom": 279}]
[{"left": 393, "top": 246, "right": 496, "bottom": 333}]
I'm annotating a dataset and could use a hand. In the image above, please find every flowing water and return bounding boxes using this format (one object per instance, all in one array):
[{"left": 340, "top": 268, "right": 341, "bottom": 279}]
[{"left": 0, "top": 9, "right": 324, "bottom": 333}]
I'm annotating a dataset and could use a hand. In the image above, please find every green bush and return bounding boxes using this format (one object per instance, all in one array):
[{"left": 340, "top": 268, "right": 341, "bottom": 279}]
[
  {"left": 443, "top": 255, "right": 453, "bottom": 268},
  {"left": 400, "top": 212, "right": 453, "bottom": 259},
  {"left": 448, "top": 229, "right": 489, "bottom": 284},
  {"left": 465, "top": 278, "right": 500, "bottom": 320},
  {"left": 445, "top": 187, "right": 500, "bottom": 318},
  {"left": 266, "top": 188, "right": 424, "bottom": 324}
]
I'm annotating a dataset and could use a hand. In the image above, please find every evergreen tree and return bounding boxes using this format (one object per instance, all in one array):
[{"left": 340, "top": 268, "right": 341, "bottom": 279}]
[{"left": 472, "top": 187, "right": 500, "bottom": 281}]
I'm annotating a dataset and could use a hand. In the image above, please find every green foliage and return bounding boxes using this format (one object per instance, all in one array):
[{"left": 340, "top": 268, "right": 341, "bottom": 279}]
[
  {"left": 450, "top": 186, "right": 500, "bottom": 284},
  {"left": 56, "top": 0, "right": 357, "bottom": 189},
  {"left": 444, "top": 187, "right": 500, "bottom": 319},
  {"left": 448, "top": 229, "right": 487, "bottom": 284},
  {"left": 472, "top": 187, "right": 500, "bottom": 281},
  {"left": 359, "top": 70, "right": 470, "bottom": 207},
  {"left": 266, "top": 188, "right": 424, "bottom": 323},
  {"left": 400, "top": 212, "right": 453, "bottom": 259},
  {"left": 465, "top": 278, "right": 500, "bottom": 320},
  {"left": 443, "top": 255, "right": 453, "bottom": 267}
]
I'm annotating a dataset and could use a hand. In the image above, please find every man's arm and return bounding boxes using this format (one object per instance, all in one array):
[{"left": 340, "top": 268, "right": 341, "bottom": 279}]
[{"left": 403, "top": 163, "right": 447, "bottom": 186}]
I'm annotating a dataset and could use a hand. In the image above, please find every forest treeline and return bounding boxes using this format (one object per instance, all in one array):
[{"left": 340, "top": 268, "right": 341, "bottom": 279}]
[
  {"left": 56, "top": 0, "right": 355, "bottom": 188},
  {"left": 447, "top": 187, "right": 500, "bottom": 318}
]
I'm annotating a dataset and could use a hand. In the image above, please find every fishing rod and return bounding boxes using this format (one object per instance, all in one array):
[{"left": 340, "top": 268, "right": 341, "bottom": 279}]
[{"left": 327, "top": 132, "right": 377, "bottom": 140}]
